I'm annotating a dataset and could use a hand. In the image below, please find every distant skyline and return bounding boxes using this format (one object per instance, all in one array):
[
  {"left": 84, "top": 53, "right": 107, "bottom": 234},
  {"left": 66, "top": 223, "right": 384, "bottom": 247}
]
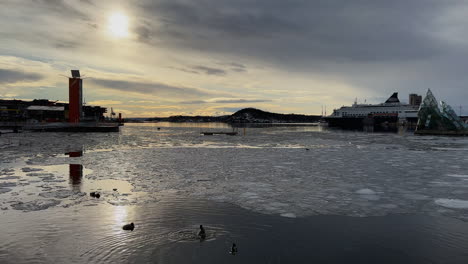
[{"left": 1, "top": 0, "right": 468, "bottom": 117}]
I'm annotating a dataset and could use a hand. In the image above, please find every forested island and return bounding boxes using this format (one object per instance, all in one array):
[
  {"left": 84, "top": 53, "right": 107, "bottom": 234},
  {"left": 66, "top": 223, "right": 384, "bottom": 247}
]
[{"left": 141, "top": 108, "right": 321, "bottom": 123}]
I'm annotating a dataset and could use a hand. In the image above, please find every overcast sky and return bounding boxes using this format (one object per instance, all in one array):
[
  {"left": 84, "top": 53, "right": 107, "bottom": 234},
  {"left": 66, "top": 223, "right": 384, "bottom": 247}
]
[{"left": 1, "top": 0, "right": 468, "bottom": 117}]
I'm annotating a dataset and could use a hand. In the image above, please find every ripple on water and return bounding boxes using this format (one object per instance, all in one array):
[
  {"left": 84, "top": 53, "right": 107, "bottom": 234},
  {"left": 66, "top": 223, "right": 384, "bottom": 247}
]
[
  {"left": 81, "top": 224, "right": 228, "bottom": 263},
  {"left": 167, "top": 225, "right": 228, "bottom": 242},
  {"left": 81, "top": 232, "right": 136, "bottom": 263}
]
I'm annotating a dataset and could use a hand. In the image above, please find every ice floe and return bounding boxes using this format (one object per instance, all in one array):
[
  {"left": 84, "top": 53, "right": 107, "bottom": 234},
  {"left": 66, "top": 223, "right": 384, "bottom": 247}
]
[
  {"left": 0, "top": 182, "right": 16, "bottom": 188},
  {"left": 2, "top": 124, "right": 468, "bottom": 219},
  {"left": 21, "top": 167, "right": 43, "bottom": 173},
  {"left": 435, "top": 199, "right": 468, "bottom": 209},
  {"left": 356, "top": 189, "right": 377, "bottom": 195},
  {"left": 0, "top": 176, "right": 20, "bottom": 180},
  {"left": 39, "top": 190, "right": 86, "bottom": 199},
  {"left": 446, "top": 174, "right": 468, "bottom": 178},
  {"left": 280, "top": 213, "right": 297, "bottom": 218},
  {"left": 10, "top": 200, "right": 61, "bottom": 211},
  {"left": 0, "top": 188, "right": 12, "bottom": 194}
]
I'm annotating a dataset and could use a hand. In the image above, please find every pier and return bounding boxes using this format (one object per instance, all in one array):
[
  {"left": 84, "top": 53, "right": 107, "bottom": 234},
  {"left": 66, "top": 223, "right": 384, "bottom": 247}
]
[
  {"left": 24, "top": 122, "right": 120, "bottom": 132},
  {"left": 0, "top": 70, "right": 122, "bottom": 133}
]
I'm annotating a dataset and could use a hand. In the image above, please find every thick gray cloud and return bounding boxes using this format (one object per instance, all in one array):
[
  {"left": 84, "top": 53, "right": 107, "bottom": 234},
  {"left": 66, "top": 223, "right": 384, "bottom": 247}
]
[
  {"left": 135, "top": 0, "right": 451, "bottom": 63},
  {"left": 0, "top": 69, "right": 43, "bottom": 84},
  {"left": 132, "top": 0, "right": 468, "bottom": 106},
  {"left": 90, "top": 78, "right": 223, "bottom": 98}
]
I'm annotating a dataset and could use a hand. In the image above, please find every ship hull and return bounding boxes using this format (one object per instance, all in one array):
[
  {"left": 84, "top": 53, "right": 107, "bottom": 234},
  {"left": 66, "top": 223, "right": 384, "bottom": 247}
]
[
  {"left": 325, "top": 116, "right": 405, "bottom": 132},
  {"left": 324, "top": 117, "right": 364, "bottom": 130}
]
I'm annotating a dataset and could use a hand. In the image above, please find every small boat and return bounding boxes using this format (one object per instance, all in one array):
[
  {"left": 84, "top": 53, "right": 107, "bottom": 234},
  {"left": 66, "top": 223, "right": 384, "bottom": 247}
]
[{"left": 201, "top": 132, "right": 238, "bottom": 136}]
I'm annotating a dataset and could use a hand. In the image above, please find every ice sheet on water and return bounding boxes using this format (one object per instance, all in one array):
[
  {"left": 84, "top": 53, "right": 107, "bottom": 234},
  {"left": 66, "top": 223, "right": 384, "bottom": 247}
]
[
  {"left": 39, "top": 190, "right": 86, "bottom": 199},
  {"left": 21, "top": 167, "right": 43, "bottom": 172},
  {"left": 0, "top": 176, "right": 20, "bottom": 180},
  {"left": 446, "top": 174, "right": 468, "bottom": 178},
  {"left": 26, "top": 172, "right": 55, "bottom": 177},
  {"left": 0, "top": 182, "right": 16, "bottom": 188},
  {"left": 280, "top": 213, "right": 297, "bottom": 218},
  {"left": 435, "top": 199, "right": 468, "bottom": 209},
  {"left": 10, "top": 200, "right": 61, "bottom": 211},
  {"left": 356, "top": 189, "right": 377, "bottom": 195},
  {"left": 0, "top": 188, "right": 12, "bottom": 194},
  {"left": 1, "top": 168, "right": 15, "bottom": 175},
  {"left": 3, "top": 124, "right": 468, "bottom": 219}
]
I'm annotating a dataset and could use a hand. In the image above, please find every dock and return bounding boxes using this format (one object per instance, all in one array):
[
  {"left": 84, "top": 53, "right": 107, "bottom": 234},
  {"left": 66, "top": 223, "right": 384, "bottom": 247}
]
[
  {"left": 23, "top": 122, "right": 120, "bottom": 132},
  {"left": 201, "top": 132, "right": 238, "bottom": 136}
]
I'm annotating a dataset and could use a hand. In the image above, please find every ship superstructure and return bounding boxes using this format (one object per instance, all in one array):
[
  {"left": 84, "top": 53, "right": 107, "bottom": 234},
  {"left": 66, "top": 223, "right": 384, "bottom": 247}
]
[
  {"left": 329, "top": 93, "right": 420, "bottom": 119},
  {"left": 325, "top": 93, "right": 421, "bottom": 131}
]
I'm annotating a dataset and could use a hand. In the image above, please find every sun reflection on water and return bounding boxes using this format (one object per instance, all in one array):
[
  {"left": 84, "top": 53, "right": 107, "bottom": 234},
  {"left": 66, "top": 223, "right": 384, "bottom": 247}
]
[{"left": 113, "top": 205, "right": 129, "bottom": 228}]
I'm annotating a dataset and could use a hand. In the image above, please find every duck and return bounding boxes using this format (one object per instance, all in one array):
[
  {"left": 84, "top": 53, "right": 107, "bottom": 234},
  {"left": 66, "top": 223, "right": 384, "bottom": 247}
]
[
  {"left": 95, "top": 193, "right": 101, "bottom": 198},
  {"left": 198, "top": 225, "right": 206, "bottom": 239},
  {"left": 230, "top": 243, "right": 238, "bottom": 255},
  {"left": 90, "top": 192, "right": 96, "bottom": 197},
  {"left": 122, "top": 222, "right": 135, "bottom": 231}
]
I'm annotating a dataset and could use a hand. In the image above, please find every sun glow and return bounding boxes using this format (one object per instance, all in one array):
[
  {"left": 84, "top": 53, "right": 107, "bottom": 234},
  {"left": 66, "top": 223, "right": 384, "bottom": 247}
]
[{"left": 108, "top": 12, "right": 129, "bottom": 38}]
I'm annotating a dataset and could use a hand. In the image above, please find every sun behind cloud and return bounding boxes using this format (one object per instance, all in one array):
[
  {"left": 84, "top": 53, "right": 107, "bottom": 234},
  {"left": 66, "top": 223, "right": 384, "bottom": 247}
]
[{"left": 108, "top": 12, "right": 129, "bottom": 38}]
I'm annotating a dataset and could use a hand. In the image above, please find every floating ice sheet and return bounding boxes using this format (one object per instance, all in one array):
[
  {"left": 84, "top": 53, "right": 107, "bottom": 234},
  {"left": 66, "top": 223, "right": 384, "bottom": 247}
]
[
  {"left": 435, "top": 199, "right": 468, "bottom": 209},
  {"left": 1, "top": 124, "right": 468, "bottom": 219}
]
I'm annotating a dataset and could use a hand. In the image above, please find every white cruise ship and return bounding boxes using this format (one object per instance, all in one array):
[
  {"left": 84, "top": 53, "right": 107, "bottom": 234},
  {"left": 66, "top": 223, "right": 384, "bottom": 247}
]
[{"left": 325, "top": 92, "right": 421, "bottom": 130}]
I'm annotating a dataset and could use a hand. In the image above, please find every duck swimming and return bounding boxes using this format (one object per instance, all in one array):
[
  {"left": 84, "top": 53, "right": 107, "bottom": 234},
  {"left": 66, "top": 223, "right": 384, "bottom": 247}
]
[
  {"left": 90, "top": 192, "right": 101, "bottom": 198},
  {"left": 122, "top": 222, "right": 135, "bottom": 231},
  {"left": 198, "top": 225, "right": 206, "bottom": 239},
  {"left": 230, "top": 243, "right": 238, "bottom": 255}
]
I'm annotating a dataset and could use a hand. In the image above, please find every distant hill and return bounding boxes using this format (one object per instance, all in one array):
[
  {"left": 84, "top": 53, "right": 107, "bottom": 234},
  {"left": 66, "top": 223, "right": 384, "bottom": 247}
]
[
  {"left": 144, "top": 108, "right": 321, "bottom": 123},
  {"left": 227, "top": 108, "right": 321, "bottom": 123},
  {"left": 146, "top": 115, "right": 229, "bottom": 123}
]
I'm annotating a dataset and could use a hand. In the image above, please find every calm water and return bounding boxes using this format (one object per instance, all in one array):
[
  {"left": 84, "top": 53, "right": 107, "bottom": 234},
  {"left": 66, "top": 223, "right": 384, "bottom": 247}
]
[{"left": 1, "top": 123, "right": 468, "bottom": 263}]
